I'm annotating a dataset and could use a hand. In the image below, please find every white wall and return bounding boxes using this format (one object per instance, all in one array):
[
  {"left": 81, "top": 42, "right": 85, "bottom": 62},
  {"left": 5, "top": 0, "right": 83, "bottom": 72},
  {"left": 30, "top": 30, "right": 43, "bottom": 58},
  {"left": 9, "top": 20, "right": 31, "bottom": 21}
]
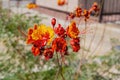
[{"left": 36, "top": 0, "right": 78, "bottom": 12}]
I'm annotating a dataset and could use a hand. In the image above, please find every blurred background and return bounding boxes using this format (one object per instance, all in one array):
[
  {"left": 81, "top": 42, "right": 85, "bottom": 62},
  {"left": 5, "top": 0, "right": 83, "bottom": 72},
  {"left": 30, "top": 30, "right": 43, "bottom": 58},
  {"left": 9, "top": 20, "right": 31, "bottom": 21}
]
[{"left": 0, "top": 0, "right": 120, "bottom": 80}]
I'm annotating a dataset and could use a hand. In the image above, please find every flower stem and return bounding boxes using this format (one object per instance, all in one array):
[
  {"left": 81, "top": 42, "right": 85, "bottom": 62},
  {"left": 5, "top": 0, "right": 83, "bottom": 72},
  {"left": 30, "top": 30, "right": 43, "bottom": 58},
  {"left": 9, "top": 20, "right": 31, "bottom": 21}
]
[{"left": 56, "top": 52, "right": 65, "bottom": 80}]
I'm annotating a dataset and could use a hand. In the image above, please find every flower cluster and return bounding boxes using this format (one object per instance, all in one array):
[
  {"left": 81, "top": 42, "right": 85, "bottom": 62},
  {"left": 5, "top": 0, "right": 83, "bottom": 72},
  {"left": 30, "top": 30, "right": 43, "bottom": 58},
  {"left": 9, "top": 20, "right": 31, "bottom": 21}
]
[
  {"left": 26, "top": 18, "right": 80, "bottom": 60},
  {"left": 52, "top": 19, "right": 81, "bottom": 55},
  {"left": 68, "top": 2, "right": 99, "bottom": 21},
  {"left": 26, "top": 2, "right": 99, "bottom": 61}
]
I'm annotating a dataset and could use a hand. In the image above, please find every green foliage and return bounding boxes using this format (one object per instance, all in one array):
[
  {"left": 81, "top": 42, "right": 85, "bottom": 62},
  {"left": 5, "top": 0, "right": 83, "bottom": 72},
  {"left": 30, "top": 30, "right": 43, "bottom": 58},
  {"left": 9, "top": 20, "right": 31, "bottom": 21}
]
[
  {"left": 0, "top": 9, "right": 42, "bottom": 37},
  {"left": 0, "top": 8, "right": 44, "bottom": 79}
]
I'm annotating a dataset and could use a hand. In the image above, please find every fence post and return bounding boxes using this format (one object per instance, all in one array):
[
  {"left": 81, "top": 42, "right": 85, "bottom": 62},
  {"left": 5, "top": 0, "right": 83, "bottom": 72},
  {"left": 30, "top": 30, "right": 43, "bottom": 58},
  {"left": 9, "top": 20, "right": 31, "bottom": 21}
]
[{"left": 99, "top": 0, "right": 104, "bottom": 22}]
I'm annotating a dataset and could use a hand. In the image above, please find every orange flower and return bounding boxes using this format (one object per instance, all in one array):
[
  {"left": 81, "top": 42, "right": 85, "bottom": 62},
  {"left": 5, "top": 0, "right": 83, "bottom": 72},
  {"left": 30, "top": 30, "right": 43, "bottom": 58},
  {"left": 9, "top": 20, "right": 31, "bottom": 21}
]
[
  {"left": 66, "top": 21, "right": 79, "bottom": 38},
  {"left": 57, "top": 0, "right": 66, "bottom": 6},
  {"left": 89, "top": 2, "right": 99, "bottom": 14},
  {"left": 71, "top": 44, "right": 80, "bottom": 52},
  {"left": 68, "top": 13, "right": 75, "bottom": 19},
  {"left": 31, "top": 46, "right": 40, "bottom": 56},
  {"left": 26, "top": 28, "right": 34, "bottom": 44},
  {"left": 54, "top": 24, "right": 66, "bottom": 38},
  {"left": 75, "top": 7, "right": 82, "bottom": 17},
  {"left": 26, "top": 24, "right": 38, "bottom": 44},
  {"left": 83, "top": 9, "right": 90, "bottom": 21},
  {"left": 70, "top": 38, "right": 80, "bottom": 52},
  {"left": 26, "top": 24, "right": 54, "bottom": 56},
  {"left": 52, "top": 37, "right": 67, "bottom": 54},
  {"left": 44, "top": 48, "right": 54, "bottom": 60},
  {"left": 27, "top": 3, "right": 37, "bottom": 9},
  {"left": 26, "top": 24, "right": 54, "bottom": 45}
]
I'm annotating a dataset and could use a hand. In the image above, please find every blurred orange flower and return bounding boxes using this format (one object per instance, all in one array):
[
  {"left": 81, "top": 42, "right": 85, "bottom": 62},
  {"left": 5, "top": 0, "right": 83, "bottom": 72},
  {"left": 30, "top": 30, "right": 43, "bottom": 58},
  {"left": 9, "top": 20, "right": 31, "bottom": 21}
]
[
  {"left": 68, "top": 13, "right": 75, "bottom": 19},
  {"left": 66, "top": 21, "right": 80, "bottom": 38},
  {"left": 75, "top": 7, "right": 82, "bottom": 17},
  {"left": 83, "top": 9, "right": 90, "bottom": 21},
  {"left": 27, "top": 3, "right": 38, "bottom": 9},
  {"left": 57, "top": 0, "right": 67, "bottom": 6},
  {"left": 89, "top": 2, "right": 99, "bottom": 14}
]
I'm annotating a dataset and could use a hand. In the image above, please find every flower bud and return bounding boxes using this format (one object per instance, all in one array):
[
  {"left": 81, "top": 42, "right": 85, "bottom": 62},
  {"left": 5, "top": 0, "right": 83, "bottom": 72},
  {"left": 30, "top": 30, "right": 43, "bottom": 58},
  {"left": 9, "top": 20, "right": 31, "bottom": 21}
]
[{"left": 51, "top": 18, "right": 56, "bottom": 27}]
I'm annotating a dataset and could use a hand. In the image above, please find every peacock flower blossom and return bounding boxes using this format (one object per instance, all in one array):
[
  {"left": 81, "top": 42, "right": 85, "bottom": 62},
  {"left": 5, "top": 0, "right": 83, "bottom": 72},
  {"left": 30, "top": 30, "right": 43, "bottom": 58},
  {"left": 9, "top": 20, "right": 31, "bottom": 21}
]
[
  {"left": 27, "top": 3, "right": 38, "bottom": 9},
  {"left": 31, "top": 24, "right": 54, "bottom": 45},
  {"left": 54, "top": 24, "right": 66, "bottom": 38},
  {"left": 26, "top": 24, "right": 38, "bottom": 44},
  {"left": 66, "top": 21, "right": 80, "bottom": 38},
  {"left": 26, "top": 24, "right": 54, "bottom": 56},
  {"left": 71, "top": 44, "right": 80, "bottom": 52},
  {"left": 52, "top": 37, "right": 67, "bottom": 55},
  {"left": 44, "top": 48, "right": 54, "bottom": 60},
  {"left": 83, "top": 9, "right": 90, "bottom": 21},
  {"left": 75, "top": 7, "right": 82, "bottom": 17},
  {"left": 70, "top": 38, "right": 80, "bottom": 52},
  {"left": 31, "top": 46, "right": 40, "bottom": 56},
  {"left": 26, "top": 28, "right": 34, "bottom": 44},
  {"left": 68, "top": 13, "right": 75, "bottom": 19},
  {"left": 89, "top": 2, "right": 99, "bottom": 13}
]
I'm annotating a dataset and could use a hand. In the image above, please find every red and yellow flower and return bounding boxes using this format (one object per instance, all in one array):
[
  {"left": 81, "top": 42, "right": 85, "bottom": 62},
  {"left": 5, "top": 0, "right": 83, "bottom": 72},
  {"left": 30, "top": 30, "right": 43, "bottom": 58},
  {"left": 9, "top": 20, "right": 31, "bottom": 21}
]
[
  {"left": 67, "top": 21, "right": 80, "bottom": 38},
  {"left": 27, "top": 24, "right": 54, "bottom": 45},
  {"left": 54, "top": 24, "right": 66, "bottom": 38},
  {"left": 44, "top": 48, "right": 54, "bottom": 60},
  {"left": 70, "top": 38, "right": 80, "bottom": 52},
  {"left": 83, "top": 9, "right": 90, "bottom": 21},
  {"left": 68, "top": 13, "right": 75, "bottom": 19},
  {"left": 26, "top": 24, "right": 54, "bottom": 56},
  {"left": 31, "top": 46, "right": 40, "bottom": 56},
  {"left": 52, "top": 37, "right": 67, "bottom": 55},
  {"left": 75, "top": 7, "right": 82, "bottom": 17}
]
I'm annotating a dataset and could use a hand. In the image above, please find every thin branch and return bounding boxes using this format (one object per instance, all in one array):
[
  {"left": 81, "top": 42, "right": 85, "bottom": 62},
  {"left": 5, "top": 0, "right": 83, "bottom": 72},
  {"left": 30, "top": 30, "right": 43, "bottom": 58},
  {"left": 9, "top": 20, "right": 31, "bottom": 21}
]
[
  {"left": 17, "top": 26, "right": 27, "bottom": 38},
  {"left": 55, "top": 53, "right": 65, "bottom": 80}
]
